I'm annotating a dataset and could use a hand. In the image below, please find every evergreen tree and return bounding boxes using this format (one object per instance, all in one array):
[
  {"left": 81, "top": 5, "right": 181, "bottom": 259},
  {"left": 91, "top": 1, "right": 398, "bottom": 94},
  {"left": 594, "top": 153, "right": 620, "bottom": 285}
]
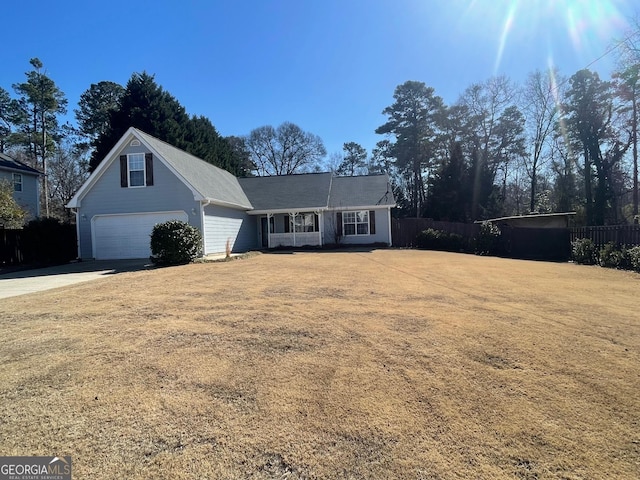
[
  {"left": 563, "top": 69, "right": 629, "bottom": 225},
  {"left": 426, "top": 142, "right": 468, "bottom": 221},
  {"left": 12, "top": 58, "right": 67, "bottom": 217},
  {"left": 376, "top": 81, "right": 445, "bottom": 217},
  {"left": 337, "top": 142, "right": 367, "bottom": 176},
  {"left": 90, "top": 73, "right": 245, "bottom": 176},
  {"left": 75, "top": 81, "right": 124, "bottom": 149}
]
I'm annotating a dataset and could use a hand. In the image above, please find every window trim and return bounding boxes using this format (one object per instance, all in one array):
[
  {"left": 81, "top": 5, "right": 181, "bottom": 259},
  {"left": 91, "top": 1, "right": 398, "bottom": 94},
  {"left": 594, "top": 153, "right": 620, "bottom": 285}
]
[
  {"left": 127, "top": 153, "right": 146, "bottom": 188},
  {"left": 342, "top": 210, "right": 370, "bottom": 236},
  {"left": 12, "top": 173, "right": 22, "bottom": 192}
]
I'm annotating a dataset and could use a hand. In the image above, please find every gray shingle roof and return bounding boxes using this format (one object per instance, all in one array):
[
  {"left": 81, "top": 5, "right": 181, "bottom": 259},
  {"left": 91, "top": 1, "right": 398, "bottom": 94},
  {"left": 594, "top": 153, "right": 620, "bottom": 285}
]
[
  {"left": 134, "top": 129, "right": 252, "bottom": 209},
  {"left": 238, "top": 172, "right": 332, "bottom": 211},
  {"left": 238, "top": 173, "right": 395, "bottom": 212},
  {"left": 0, "top": 152, "right": 42, "bottom": 175},
  {"left": 328, "top": 174, "right": 395, "bottom": 208}
]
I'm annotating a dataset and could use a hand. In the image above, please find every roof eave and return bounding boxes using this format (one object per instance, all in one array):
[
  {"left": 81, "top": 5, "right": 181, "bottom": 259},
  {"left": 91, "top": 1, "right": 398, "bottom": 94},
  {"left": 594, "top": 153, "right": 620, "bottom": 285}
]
[
  {"left": 203, "top": 197, "right": 253, "bottom": 211},
  {"left": 247, "top": 206, "right": 329, "bottom": 215}
]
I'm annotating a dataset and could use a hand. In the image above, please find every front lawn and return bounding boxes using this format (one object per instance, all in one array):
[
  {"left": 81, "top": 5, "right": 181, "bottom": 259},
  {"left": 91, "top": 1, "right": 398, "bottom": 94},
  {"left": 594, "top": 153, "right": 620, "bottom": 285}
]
[{"left": 0, "top": 250, "right": 638, "bottom": 479}]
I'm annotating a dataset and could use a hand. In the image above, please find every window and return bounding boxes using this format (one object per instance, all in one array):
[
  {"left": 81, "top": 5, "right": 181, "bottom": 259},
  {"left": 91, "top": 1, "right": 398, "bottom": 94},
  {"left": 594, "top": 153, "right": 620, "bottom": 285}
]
[
  {"left": 343, "top": 210, "right": 369, "bottom": 236},
  {"left": 128, "top": 153, "right": 145, "bottom": 187},
  {"left": 294, "top": 213, "right": 317, "bottom": 232},
  {"left": 12, "top": 173, "right": 22, "bottom": 192}
]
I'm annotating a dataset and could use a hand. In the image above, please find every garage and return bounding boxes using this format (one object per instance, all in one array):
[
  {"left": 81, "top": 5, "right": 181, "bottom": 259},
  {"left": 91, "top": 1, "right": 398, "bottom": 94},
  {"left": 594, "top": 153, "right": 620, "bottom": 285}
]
[{"left": 92, "top": 211, "right": 188, "bottom": 260}]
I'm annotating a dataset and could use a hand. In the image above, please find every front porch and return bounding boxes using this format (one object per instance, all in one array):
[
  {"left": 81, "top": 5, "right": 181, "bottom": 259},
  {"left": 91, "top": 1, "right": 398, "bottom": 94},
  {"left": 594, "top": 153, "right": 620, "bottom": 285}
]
[{"left": 259, "top": 212, "right": 323, "bottom": 248}]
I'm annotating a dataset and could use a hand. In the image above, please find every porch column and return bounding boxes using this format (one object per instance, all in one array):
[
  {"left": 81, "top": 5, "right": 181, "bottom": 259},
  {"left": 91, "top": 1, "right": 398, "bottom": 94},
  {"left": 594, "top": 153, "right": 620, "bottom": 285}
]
[
  {"left": 289, "top": 211, "right": 298, "bottom": 247},
  {"left": 267, "top": 213, "right": 273, "bottom": 249},
  {"left": 315, "top": 210, "right": 323, "bottom": 246}
]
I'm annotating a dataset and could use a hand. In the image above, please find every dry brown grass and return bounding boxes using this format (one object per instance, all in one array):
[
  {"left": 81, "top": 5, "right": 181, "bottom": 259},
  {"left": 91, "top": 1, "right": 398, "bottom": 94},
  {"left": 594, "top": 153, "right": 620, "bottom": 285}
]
[{"left": 0, "top": 249, "right": 639, "bottom": 479}]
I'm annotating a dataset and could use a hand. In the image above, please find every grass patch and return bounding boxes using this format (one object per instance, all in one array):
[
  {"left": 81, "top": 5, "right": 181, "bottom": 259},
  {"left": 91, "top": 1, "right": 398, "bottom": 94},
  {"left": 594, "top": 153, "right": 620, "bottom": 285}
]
[{"left": 0, "top": 250, "right": 639, "bottom": 478}]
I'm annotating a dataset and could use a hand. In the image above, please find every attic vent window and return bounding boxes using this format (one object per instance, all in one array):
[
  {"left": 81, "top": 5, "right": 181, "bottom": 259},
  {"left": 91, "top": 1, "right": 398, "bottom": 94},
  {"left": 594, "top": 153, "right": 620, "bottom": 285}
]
[{"left": 130, "top": 140, "right": 141, "bottom": 147}]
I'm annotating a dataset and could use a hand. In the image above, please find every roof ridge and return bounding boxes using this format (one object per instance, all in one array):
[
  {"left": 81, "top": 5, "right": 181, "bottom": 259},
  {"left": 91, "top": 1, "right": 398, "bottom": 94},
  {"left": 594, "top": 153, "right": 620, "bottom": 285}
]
[{"left": 132, "top": 128, "right": 238, "bottom": 180}]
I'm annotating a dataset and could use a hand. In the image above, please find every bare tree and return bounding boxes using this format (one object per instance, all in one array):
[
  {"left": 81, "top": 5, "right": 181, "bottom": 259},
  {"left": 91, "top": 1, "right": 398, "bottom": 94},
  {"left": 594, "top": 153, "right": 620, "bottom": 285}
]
[
  {"left": 245, "top": 122, "right": 326, "bottom": 176},
  {"left": 521, "top": 69, "right": 564, "bottom": 212}
]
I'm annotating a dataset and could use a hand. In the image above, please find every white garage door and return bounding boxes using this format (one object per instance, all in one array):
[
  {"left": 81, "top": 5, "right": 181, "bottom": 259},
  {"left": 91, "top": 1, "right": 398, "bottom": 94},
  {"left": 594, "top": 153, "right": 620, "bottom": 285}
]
[{"left": 92, "top": 211, "right": 188, "bottom": 260}]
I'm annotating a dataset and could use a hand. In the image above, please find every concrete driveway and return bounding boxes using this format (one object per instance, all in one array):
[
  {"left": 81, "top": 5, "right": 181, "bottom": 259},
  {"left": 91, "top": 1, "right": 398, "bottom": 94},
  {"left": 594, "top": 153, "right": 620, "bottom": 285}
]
[{"left": 0, "top": 259, "right": 152, "bottom": 300}]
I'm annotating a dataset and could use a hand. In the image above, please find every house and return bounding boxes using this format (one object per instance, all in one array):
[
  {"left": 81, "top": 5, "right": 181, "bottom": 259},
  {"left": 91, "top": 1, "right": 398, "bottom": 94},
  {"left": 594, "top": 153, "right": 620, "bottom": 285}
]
[
  {"left": 66, "top": 128, "right": 395, "bottom": 260},
  {"left": 0, "top": 152, "right": 42, "bottom": 222}
]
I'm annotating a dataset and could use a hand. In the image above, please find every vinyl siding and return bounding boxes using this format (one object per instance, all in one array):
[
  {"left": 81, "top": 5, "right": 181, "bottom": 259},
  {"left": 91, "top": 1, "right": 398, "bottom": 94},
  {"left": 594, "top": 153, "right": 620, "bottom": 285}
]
[
  {"left": 203, "top": 204, "right": 256, "bottom": 254},
  {"left": 323, "top": 208, "right": 391, "bottom": 245},
  {"left": 77, "top": 144, "right": 201, "bottom": 259},
  {"left": 0, "top": 170, "right": 39, "bottom": 220}
]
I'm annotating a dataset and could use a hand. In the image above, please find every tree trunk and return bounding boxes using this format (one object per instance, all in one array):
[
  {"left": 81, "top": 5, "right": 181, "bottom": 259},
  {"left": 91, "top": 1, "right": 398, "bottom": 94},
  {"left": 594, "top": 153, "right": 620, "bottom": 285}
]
[
  {"left": 633, "top": 93, "right": 638, "bottom": 220},
  {"left": 583, "top": 144, "right": 593, "bottom": 225}
]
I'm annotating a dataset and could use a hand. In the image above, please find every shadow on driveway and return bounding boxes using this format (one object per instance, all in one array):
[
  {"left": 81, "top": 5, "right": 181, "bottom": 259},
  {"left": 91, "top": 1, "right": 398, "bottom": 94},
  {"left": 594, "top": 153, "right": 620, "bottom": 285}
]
[{"left": 0, "top": 259, "right": 154, "bottom": 280}]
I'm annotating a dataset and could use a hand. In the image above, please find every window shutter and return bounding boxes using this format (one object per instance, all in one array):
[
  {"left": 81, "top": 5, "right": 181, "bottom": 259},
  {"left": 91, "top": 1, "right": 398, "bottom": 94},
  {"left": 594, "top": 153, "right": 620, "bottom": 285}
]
[
  {"left": 120, "top": 155, "right": 127, "bottom": 187},
  {"left": 369, "top": 210, "right": 376, "bottom": 234},
  {"left": 314, "top": 213, "right": 319, "bottom": 232},
  {"left": 145, "top": 153, "right": 154, "bottom": 186},
  {"left": 336, "top": 212, "right": 342, "bottom": 236},
  {"left": 284, "top": 215, "right": 290, "bottom": 233}
]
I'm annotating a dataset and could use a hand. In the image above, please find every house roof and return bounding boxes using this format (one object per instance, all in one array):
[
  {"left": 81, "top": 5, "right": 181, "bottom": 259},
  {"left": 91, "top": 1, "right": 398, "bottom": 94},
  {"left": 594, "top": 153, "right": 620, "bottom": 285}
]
[
  {"left": 67, "top": 127, "right": 252, "bottom": 209},
  {"left": 238, "top": 172, "right": 333, "bottom": 213},
  {"left": 67, "top": 128, "right": 396, "bottom": 214},
  {"left": 133, "top": 129, "right": 252, "bottom": 209},
  {"left": 328, "top": 175, "right": 395, "bottom": 208},
  {"left": 0, "top": 152, "right": 42, "bottom": 176},
  {"left": 239, "top": 173, "right": 396, "bottom": 213}
]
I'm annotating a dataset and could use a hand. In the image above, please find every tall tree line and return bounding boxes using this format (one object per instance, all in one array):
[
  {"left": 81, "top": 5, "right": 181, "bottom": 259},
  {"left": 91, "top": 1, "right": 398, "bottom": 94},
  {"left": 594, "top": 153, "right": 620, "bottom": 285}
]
[
  {"left": 0, "top": 63, "right": 252, "bottom": 221},
  {"left": 375, "top": 54, "right": 640, "bottom": 225}
]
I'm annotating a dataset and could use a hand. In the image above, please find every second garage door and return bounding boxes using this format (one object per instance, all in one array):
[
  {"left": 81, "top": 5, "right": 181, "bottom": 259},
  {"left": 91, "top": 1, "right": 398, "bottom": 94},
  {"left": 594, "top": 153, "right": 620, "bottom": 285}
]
[{"left": 92, "top": 211, "right": 189, "bottom": 260}]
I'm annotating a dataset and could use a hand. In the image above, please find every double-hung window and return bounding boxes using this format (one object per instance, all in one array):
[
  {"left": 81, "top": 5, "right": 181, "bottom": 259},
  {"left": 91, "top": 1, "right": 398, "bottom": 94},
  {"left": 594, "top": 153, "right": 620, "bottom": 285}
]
[
  {"left": 343, "top": 210, "right": 369, "bottom": 235},
  {"left": 294, "top": 213, "right": 317, "bottom": 232},
  {"left": 128, "top": 153, "right": 145, "bottom": 187},
  {"left": 12, "top": 173, "right": 22, "bottom": 192}
]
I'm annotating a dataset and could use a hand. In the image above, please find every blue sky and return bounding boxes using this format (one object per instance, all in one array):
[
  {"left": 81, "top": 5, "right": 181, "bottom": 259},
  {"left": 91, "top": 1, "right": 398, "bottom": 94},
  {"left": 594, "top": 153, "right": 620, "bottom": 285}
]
[{"left": 2, "top": 0, "right": 637, "bottom": 161}]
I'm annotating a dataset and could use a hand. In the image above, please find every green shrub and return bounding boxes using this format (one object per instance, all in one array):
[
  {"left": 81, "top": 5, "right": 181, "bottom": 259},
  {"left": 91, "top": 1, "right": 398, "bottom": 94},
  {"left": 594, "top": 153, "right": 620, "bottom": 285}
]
[
  {"left": 150, "top": 220, "right": 202, "bottom": 266},
  {"left": 627, "top": 246, "right": 640, "bottom": 272},
  {"left": 475, "top": 221, "right": 502, "bottom": 256},
  {"left": 571, "top": 238, "right": 598, "bottom": 265},
  {"left": 598, "top": 242, "right": 624, "bottom": 269},
  {"left": 416, "top": 229, "right": 443, "bottom": 250},
  {"left": 416, "top": 229, "right": 465, "bottom": 252}
]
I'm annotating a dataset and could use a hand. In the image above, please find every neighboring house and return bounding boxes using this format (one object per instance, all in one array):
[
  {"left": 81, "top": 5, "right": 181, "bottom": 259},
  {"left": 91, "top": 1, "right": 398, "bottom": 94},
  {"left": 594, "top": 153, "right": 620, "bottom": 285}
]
[
  {"left": 0, "top": 152, "right": 42, "bottom": 222},
  {"left": 67, "top": 127, "right": 395, "bottom": 260}
]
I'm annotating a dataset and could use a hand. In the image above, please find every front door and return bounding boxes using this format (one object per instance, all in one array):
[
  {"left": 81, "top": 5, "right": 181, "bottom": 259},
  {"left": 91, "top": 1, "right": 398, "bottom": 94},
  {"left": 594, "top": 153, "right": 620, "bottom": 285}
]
[{"left": 260, "top": 217, "right": 269, "bottom": 248}]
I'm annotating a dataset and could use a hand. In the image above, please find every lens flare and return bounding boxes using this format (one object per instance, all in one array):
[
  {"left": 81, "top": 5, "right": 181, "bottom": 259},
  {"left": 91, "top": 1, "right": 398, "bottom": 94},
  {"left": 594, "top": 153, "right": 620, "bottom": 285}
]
[{"left": 460, "top": 0, "right": 631, "bottom": 74}]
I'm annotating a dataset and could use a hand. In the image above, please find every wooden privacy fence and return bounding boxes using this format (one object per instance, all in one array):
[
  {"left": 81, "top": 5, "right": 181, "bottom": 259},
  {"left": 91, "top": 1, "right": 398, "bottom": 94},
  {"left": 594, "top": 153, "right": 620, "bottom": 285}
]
[
  {"left": 392, "top": 218, "right": 480, "bottom": 247},
  {"left": 1, "top": 228, "right": 23, "bottom": 265},
  {"left": 1, "top": 224, "right": 77, "bottom": 267},
  {"left": 570, "top": 225, "right": 640, "bottom": 248}
]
